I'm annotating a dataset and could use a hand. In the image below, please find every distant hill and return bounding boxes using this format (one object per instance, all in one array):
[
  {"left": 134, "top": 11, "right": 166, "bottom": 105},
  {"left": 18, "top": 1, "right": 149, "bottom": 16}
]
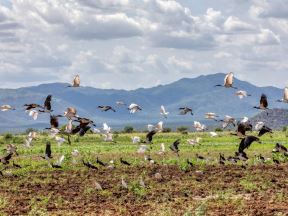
[
  {"left": 0, "top": 73, "right": 287, "bottom": 132},
  {"left": 250, "top": 108, "right": 288, "bottom": 130}
]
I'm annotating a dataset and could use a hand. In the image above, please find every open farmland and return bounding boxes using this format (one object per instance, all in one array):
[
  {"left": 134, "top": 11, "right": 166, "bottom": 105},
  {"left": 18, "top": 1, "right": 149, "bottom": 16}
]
[{"left": 0, "top": 131, "right": 287, "bottom": 215}]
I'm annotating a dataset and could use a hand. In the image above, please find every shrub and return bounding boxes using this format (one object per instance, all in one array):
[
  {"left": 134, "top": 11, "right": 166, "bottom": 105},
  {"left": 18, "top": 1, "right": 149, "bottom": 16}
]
[
  {"left": 25, "top": 128, "right": 36, "bottom": 134},
  {"left": 177, "top": 126, "right": 188, "bottom": 133},
  {"left": 282, "top": 126, "right": 287, "bottom": 132},
  {"left": 215, "top": 127, "right": 223, "bottom": 132},
  {"left": 3, "top": 133, "right": 13, "bottom": 140},
  {"left": 162, "top": 127, "right": 172, "bottom": 133},
  {"left": 123, "top": 126, "right": 134, "bottom": 133}
]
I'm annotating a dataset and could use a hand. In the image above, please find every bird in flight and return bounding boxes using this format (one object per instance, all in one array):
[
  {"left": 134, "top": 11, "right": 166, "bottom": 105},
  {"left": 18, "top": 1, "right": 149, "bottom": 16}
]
[
  {"left": 67, "top": 75, "right": 80, "bottom": 87},
  {"left": 215, "top": 72, "right": 237, "bottom": 89},
  {"left": 254, "top": 94, "right": 269, "bottom": 111},
  {"left": 235, "top": 90, "right": 251, "bottom": 99},
  {"left": 276, "top": 87, "right": 288, "bottom": 103},
  {"left": 97, "top": 105, "right": 116, "bottom": 112},
  {"left": 160, "top": 105, "right": 169, "bottom": 118},
  {"left": 179, "top": 107, "right": 193, "bottom": 115}
]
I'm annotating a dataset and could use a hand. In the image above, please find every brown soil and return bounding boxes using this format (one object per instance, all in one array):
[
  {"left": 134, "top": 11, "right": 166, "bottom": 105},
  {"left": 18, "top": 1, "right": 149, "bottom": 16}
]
[{"left": 0, "top": 164, "right": 287, "bottom": 215}]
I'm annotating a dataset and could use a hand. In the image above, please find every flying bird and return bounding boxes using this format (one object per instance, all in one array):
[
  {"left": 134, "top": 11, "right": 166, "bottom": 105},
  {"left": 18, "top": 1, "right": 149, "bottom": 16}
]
[
  {"left": 258, "top": 125, "right": 273, "bottom": 137},
  {"left": 128, "top": 103, "right": 142, "bottom": 113},
  {"left": 193, "top": 121, "right": 206, "bottom": 131},
  {"left": 169, "top": 139, "right": 180, "bottom": 156},
  {"left": 215, "top": 72, "right": 237, "bottom": 89},
  {"left": 238, "top": 136, "right": 261, "bottom": 153},
  {"left": 276, "top": 87, "right": 288, "bottom": 103},
  {"left": 68, "top": 75, "right": 80, "bottom": 87},
  {"left": 97, "top": 106, "right": 116, "bottom": 112},
  {"left": 160, "top": 105, "right": 169, "bottom": 118},
  {"left": 235, "top": 90, "right": 251, "bottom": 99},
  {"left": 145, "top": 130, "right": 157, "bottom": 143},
  {"left": 220, "top": 115, "right": 236, "bottom": 128},
  {"left": 179, "top": 107, "right": 193, "bottom": 115},
  {"left": 254, "top": 94, "right": 269, "bottom": 110},
  {"left": 64, "top": 107, "right": 78, "bottom": 119},
  {"left": 0, "top": 105, "right": 16, "bottom": 111},
  {"left": 39, "top": 95, "right": 53, "bottom": 113},
  {"left": 205, "top": 112, "right": 218, "bottom": 121}
]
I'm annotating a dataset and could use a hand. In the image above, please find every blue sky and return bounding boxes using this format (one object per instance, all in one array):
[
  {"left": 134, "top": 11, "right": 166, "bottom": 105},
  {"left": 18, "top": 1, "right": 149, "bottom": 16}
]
[{"left": 0, "top": 0, "right": 287, "bottom": 89}]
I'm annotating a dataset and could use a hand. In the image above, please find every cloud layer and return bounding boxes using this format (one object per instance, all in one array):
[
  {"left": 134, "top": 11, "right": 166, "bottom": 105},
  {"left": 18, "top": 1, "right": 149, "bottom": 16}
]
[{"left": 0, "top": 0, "right": 287, "bottom": 89}]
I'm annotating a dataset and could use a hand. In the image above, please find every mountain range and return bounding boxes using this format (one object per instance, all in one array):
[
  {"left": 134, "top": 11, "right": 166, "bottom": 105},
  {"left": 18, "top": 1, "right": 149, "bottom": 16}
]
[{"left": 0, "top": 73, "right": 287, "bottom": 132}]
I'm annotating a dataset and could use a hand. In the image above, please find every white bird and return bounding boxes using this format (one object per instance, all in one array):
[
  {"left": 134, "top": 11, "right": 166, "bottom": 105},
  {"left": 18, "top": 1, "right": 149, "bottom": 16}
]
[
  {"left": 137, "top": 145, "right": 148, "bottom": 154},
  {"left": 103, "top": 133, "right": 114, "bottom": 142},
  {"left": 116, "top": 101, "right": 126, "bottom": 106},
  {"left": 107, "top": 160, "right": 115, "bottom": 169},
  {"left": 65, "top": 120, "right": 73, "bottom": 133},
  {"left": 277, "top": 87, "right": 288, "bottom": 103},
  {"left": 132, "top": 136, "right": 141, "bottom": 144},
  {"left": 154, "top": 172, "right": 163, "bottom": 181},
  {"left": 68, "top": 75, "right": 80, "bottom": 87},
  {"left": 121, "top": 177, "right": 128, "bottom": 189},
  {"left": 128, "top": 103, "right": 142, "bottom": 113},
  {"left": 194, "top": 121, "right": 206, "bottom": 132},
  {"left": 49, "top": 128, "right": 60, "bottom": 138},
  {"left": 24, "top": 137, "right": 33, "bottom": 148},
  {"left": 93, "top": 181, "right": 103, "bottom": 190},
  {"left": 55, "top": 136, "right": 65, "bottom": 147},
  {"left": 0, "top": 105, "right": 15, "bottom": 111},
  {"left": 56, "top": 155, "right": 65, "bottom": 166},
  {"left": 215, "top": 72, "right": 237, "bottom": 89},
  {"left": 160, "top": 105, "right": 169, "bottom": 118},
  {"left": 28, "top": 110, "right": 38, "bottom": 120},
  {"left": 205, "top": 112, "right": 218, "bottom": 121},
  {"left": 64, "top": 107, "right": 78, "bottom": 119},
  {"left": 147, "top": 124, "right": 154, "bottom": 132},
  {"left": 92, "top": 128, "right": 101, "bottom": 134},
  {"left": 148, "top": 121, "right": 163, "bottom": 132},
  {"left": 241, "top": 117, "right": 249, "bottom": 123},
  {"left": 255, "top": 122, "right": 265, "bottom": 131},
  {"left": 6, "top": 144, "right": 17, "bottom": 154},
  {"left": 103, "top": 123, "right": 111, "bottom": 134},
  {"left": 158, "top": 143, "right": 165, "bottom": 155},
  {"left": 139, "top": 177, "right": 146, "bottom": 188},
  {"left": 210, "top": 132, "right": 218, "bottom": 137},
  {"left": 71, "top": 149, "right": 80, "bottom": 164},
  {"left": 187, "top": 137, "right": 202, "bottom": 146},
  {"left": 221, "top": 115, "right": 236, "bottom": 128},
  {"left": 235, "top": 90, "right": 251, "bottom": 99}
]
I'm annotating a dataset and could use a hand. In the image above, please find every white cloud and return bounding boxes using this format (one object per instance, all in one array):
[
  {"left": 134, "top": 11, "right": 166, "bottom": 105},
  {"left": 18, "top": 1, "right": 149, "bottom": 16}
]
[
  {"left": 0, "top": 0, "right": 286, "bottom": 89},
  {"left": 223, "top": 16, "right": 254, "bottom": 33}
]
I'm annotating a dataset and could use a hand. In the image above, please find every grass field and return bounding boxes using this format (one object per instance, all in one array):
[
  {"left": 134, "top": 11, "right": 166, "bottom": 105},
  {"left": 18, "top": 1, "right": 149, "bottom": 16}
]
[{"left": 0, "top": 131, "right": 287, "bottom": 215}]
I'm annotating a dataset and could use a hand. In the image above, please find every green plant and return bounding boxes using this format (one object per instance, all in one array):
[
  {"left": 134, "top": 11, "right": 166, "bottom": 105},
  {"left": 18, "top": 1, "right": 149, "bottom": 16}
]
[
  {"left": 215, "top": 127, "right": 223, "bottom": 132},
  {"left": 177, "top": 126, "right": 188, "bottom": 133},
  {"left": 123, "top": 126, "right": 134, "bottom": 133}
]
